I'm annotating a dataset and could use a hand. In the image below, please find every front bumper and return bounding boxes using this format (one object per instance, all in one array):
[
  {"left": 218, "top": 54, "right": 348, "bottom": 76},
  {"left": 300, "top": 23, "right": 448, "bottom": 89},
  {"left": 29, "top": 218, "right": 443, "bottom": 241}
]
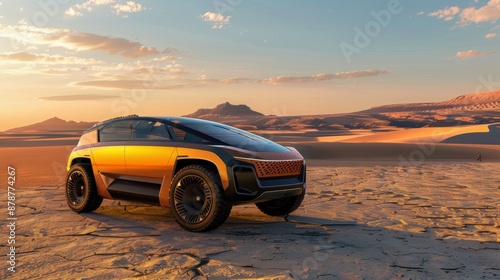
[{"left": 225, "top": 159, "right": 306, "bottom": 204}]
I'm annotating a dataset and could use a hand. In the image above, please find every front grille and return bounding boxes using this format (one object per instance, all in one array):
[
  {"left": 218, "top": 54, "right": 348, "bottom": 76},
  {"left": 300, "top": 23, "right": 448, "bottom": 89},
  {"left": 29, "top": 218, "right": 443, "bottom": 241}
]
[{"left": 238, "top": 158, "right": 303, "bottom": 178}]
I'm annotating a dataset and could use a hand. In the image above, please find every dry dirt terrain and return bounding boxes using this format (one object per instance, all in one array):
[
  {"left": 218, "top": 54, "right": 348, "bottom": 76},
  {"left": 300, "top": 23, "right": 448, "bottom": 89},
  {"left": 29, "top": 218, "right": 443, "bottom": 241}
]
[
  {"left": 0, "top": 146, "right": 499, "bottom": 279},
  {"left": 1, "top": 122, "right": 499, "bottom": 279}
]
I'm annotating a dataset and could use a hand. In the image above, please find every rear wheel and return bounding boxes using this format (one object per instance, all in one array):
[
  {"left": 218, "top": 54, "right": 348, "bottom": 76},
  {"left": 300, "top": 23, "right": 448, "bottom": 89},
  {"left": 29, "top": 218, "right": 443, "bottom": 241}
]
[
  {"left": 65, "top": 164, "right": 103, "bottom": 213},
  {"left": 170, "top": 165, "right": 232, "bottom": 232},
  {"left": 256, "top": 191, "right": 305, "bottom": 216}
]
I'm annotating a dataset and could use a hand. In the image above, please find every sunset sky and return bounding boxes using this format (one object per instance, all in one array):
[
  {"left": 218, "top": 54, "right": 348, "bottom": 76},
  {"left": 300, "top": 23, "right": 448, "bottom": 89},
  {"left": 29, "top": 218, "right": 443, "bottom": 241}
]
[{"left": 0, "top": 0, "right": 499, "bottom": 131}]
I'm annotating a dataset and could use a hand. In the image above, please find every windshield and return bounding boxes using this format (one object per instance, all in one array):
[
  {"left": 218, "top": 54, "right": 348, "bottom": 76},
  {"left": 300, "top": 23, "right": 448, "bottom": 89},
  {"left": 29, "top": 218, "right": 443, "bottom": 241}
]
[{"left": 179, "top": 122, "right": 290, "bottom": 153}]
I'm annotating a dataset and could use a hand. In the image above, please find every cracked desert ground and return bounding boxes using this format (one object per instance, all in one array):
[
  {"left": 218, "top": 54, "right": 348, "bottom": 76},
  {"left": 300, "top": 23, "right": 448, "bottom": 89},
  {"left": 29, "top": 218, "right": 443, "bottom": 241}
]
[{"left": 1, "top": 133, "right": 499, "bottom": 279}]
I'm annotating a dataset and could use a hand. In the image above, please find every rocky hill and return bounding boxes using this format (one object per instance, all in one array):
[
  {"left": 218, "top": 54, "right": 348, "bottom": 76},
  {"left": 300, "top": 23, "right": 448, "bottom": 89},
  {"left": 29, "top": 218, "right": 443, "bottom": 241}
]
[
  {"left": 362, "top": 90, "right": 500, "bottom": 113},
  {"left": 4, "top": 90, "right": 500, "bottom": 133},
  {"left": 6, "top": 117, "right": 96, "bottom": 133},
  {"left": 185, "top": 102, "right": 264, "bottom": 118}
]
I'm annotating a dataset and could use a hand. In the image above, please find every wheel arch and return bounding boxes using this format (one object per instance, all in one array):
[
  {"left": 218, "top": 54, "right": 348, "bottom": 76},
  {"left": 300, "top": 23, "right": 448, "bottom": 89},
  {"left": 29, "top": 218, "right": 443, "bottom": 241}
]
[
  {"left": 70, "top": 157, "right": 92, "bottom": 167},
  {"left": 173, "top": 158, "right": 220, "bottom": 182}
]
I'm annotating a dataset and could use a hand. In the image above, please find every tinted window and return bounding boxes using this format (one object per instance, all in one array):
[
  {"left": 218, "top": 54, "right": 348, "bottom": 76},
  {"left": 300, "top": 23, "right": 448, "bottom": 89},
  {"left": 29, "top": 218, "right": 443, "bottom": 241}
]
[
  {"left": 132, "top": 120, "right": 172, "bottom": 141},
  {"left": 180, "top": 122, "right": 289, "bottom": 152},
  {"left": 172, "top": 126, "right": 187, "bottom": 140},
  {"left": 172, "top": 126, "right": 208, "bottom": 143},
  {"left": 99, "top": 120, "right": 131, "bottom": 142}
]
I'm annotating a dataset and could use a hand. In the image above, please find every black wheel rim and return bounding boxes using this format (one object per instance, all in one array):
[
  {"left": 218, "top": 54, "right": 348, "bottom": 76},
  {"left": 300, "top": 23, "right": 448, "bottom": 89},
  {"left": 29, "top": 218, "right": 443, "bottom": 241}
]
[
  {"left": 173, "top": 175, "right": 213, "bottom": 224},
  {"left": 67, "top": 171, "right": 86, "bottom": 206}
]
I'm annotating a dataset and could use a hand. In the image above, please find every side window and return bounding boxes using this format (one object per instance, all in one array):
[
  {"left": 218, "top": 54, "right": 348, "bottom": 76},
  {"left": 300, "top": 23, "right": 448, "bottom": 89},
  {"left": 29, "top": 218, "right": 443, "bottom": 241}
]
[
  {"left": 172, "top": 126, "right": 187, "bottom": 141},
  {"left": 99, "top": 120, "right": 132, "bottom": 142},
  {"left": 131, "top": 120, "right": 172, "bottom": 141},
  {"left": 171, "top": 126, "right": 208, "bottom": 143}
]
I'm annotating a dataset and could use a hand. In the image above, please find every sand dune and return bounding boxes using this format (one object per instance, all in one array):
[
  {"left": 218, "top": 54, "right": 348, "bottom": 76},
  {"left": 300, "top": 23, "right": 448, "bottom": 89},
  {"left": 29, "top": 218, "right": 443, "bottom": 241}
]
[
  {"left": 364, "top": 90, "right": 500, "bottom": 113},
  {"left": 317, "top": 123, "right": 499, "bottom": 145}
]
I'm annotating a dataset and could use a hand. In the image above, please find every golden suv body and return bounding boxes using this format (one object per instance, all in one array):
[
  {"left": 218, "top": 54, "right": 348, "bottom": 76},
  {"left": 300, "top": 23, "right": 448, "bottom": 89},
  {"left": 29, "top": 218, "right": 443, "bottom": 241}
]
[{"left": 65, "top": 116, "right": 306, "bottom": 231}]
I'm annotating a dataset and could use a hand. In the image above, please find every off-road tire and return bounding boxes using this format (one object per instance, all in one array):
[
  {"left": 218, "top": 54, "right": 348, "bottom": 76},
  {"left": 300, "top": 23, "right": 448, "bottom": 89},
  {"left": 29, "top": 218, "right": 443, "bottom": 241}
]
[
  {"left": 170, "top": 165, "right": 232, "bottom": 232},
  {"left": 256, "top": 191, "right": 305, "bottom": 216},
  {"left": 65, "top": 164, "right": 103, "bottom": 213}
]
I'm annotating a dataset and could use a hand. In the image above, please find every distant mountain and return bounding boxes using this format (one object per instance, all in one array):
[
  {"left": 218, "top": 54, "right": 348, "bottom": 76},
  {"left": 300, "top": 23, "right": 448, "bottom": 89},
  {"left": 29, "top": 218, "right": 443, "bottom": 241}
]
[
  {"left": 4, "top": 91, "right": 500, "bottom": 133},
  {"left": 362, "top": 90, "right": 500, "bottom": 113},
  {"left": 185, "top": 102, "right": 264, "bottom": 118},
  {"left": 5, "top": 117, "right": 96, "bottom": 133}
]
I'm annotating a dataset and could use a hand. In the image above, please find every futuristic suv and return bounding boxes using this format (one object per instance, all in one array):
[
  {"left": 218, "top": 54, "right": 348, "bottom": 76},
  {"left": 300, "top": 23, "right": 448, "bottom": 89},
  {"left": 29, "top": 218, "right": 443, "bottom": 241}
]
[{"left": 65, "top": 115, "right": 306, "bottom": 231}]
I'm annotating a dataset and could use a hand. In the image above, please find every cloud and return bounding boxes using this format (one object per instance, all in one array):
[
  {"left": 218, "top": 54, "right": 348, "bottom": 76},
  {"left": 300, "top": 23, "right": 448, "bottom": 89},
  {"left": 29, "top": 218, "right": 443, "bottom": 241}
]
[
  {"left": 459, "top": 0, "right": 500, "bottom": 25},
  {"left": 71, "top": 80, "right": 184, "bottom": 90},
  {"left": 149, "top": 55, "right": 181, "bottom": 62},
  {"left": 430, "top": 1, "right": 500, "bottom": 25},
  {"left": 485, "top": 32, "right": 497, "bottom": 39},
  {"left": 0, "top": 51, "right": 101, "bottom": 64},
  {"left": 0, "top": 23, "right": 172, "bottom": 58},
  {"left": 38, "top": 94, "right": 120, "bottom": 101},
  {"left": 200, "top": 12, "right": 231, "bottom": 29},
  {"left": 60, "top": 32, "right": 167, "bottom": 58},
  {"left": 65, "top": 0, "right": 114, "bottom": 16},
  {"left": 66, "top": 0, "right": 143, "bottom": 17},
  {"left": 455, "top": 50, "right": 494, "bottom": 59},
  {"left": 69, "top": 68, "right": 387, "bottom": 90},
  {"left": 113, "top": 1, "right": 143, "bottom": 16},
  {"left": 428, "top": 6, "right": 461, "bottom": 21},
  {"left": 220, "top": 78, "right": 254, "bottom": 84},
  {"left": 416, "top": 11, "right": 424, "bottom": 16},
  {"left": 40, "top": 67, "right": 90, "bottom": 75},
  {"left": 69, "top": 62, "right": 188, "bottom": 89},
  {"left": 259, "top": 69, "right": 388, "bottom": 84}
]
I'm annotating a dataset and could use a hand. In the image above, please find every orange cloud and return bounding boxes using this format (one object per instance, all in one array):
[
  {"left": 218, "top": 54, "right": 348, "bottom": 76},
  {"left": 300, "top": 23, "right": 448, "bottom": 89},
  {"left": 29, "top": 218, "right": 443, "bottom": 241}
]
[
  {"left": 485, "top": 33, "right": 497, "bottom": 39},
  {"left": 0, "top": 23, "right": 172, "bottom": 58},
  {"left": 60, "top": 32, "right": 167, "bottom": 58},
  {"left": 71, "top": 80, "right": 184, "bottom": 90},
  {"left": 0, "top": 51, "right": 101, "bottom": 64},
  {"left": 456, "top": 50, "right": 494, "bottom": 59},
  {"left": 38, "top": 94, "right": 120, "bottom": 101},
  {"left": 428, "top": 6, "right": 461, "bottom": 21},
  {"left": 259, "top": 69, "right": 388, "bottom": 84},
  {"left": 69, "top": 69, "right": 388, "bottom": 90},
  {"left": 429, "top": 1, "right": 500, "bottom": 26},
  {"left": 459, "top": 0, "right": 500, "bottom": 25}
]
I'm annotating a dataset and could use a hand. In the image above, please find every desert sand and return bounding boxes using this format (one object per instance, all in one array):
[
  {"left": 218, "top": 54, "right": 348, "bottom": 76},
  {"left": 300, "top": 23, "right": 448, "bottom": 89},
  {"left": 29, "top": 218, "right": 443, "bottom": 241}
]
[{"left": 1, "top": 127, "right": 499, "bottom": 280}]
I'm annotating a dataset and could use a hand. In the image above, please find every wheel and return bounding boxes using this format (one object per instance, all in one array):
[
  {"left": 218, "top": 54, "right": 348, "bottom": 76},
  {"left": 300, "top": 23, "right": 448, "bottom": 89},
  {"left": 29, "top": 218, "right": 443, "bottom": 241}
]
[
  {"left": 256, "top": 191, "right": 305, "bottom": 216},
  {"left": 65, "top": 164, "right": 103, "bottom": 213},
  {"left": 170, "top": 165, "right": 232, "bottom": 232}
]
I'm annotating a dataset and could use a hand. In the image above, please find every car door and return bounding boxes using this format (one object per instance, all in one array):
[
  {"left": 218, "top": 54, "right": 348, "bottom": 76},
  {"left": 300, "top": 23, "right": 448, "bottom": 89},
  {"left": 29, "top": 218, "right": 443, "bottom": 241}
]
[
  {"left": 90, "top": 119, "right": 131, "bottom": 179},
  {"left": 125, "top": 120, "right": 176, "bottom": 183}
]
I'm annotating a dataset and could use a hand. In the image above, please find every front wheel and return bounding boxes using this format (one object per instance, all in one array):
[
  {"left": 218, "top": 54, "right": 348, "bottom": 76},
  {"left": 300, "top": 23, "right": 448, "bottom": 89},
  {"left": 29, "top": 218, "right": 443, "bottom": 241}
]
[
  {"left": 170, "top": 165, "right": 232, "bottom": 232},
  {"left": 256, "top": 191, "right": 305, "bottom": 216},
  {"left": 65, "top": 164, "right": 103, "bottom": 213}
]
